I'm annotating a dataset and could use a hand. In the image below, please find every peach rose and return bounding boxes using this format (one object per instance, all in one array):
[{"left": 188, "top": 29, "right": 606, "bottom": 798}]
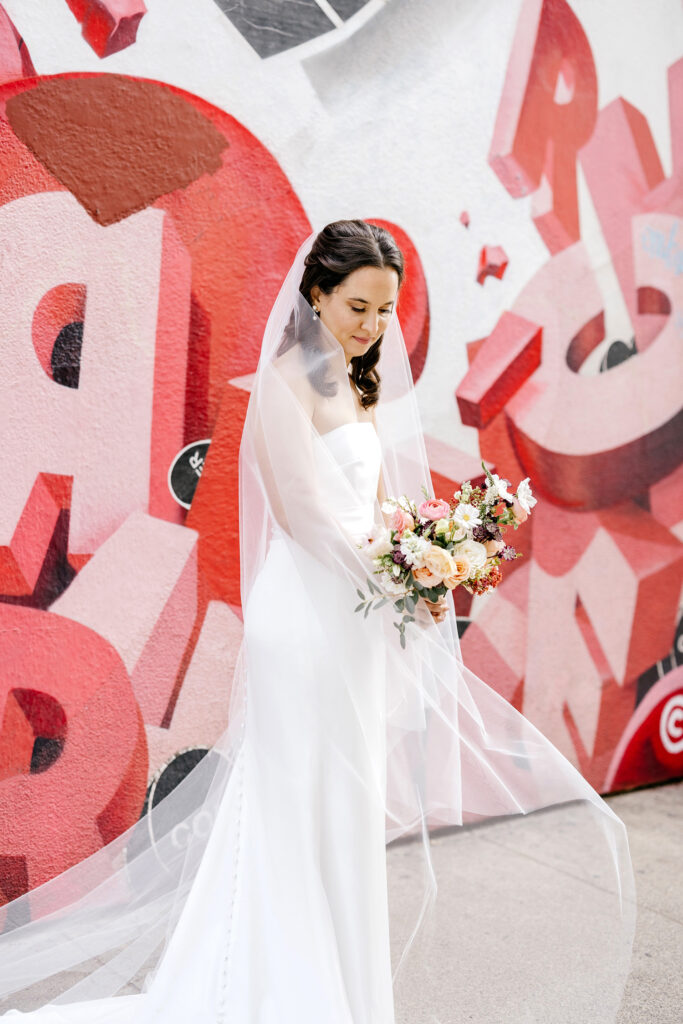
[
  {"left": 423, "top": 544, "right": 457, "bottom": 581},
  {"left": 418, "top": 498, "right": 451, "bottom": 521},
  {"left": 412, "top": 564, "right": 442, "bottom": 587},
  {"left": 484, "top": 538, "right": 505, "bottom": 557},
  {"left": 391, "top": 507, "right": 415, "bottom": 537},
  {"left": 443, "top": 555, "right": 471, "bottom": 589},
  {"left": 511, "top": 497, "right": 529, "bottom": 523}
]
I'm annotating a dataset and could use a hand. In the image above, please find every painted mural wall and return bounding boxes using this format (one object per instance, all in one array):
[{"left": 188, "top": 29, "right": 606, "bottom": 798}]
[{"left": 0, "top": 0, "right": 681, "bottom": 907}]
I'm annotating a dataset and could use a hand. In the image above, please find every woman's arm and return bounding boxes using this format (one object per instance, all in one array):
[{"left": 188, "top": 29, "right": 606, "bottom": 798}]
[
  {"left": 250, "top": 358, "right": 380, "bottom": 586},
  {"left": 370, "top": 403, "right": 392, "bottom": 527},
  {"left": 370, "top": 403, "right": 447, "bottom": 623}
]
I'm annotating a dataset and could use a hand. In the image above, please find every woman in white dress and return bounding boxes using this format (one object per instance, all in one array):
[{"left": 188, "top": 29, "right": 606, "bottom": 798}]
[{"left": 0, "top": 220, "right": 636, "bottom": 1023}]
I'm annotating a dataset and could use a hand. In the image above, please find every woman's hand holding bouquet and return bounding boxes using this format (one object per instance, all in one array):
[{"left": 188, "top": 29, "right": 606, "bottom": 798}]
[{"left": 354, "top": 462, "right": 536, "bottom": 648}]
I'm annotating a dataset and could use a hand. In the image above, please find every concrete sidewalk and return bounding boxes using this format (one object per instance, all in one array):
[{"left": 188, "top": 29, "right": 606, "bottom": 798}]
[
  {"left": 386, "top": 777, "right": 682, "bottom": 1023},
  {"left": 607, "top": 779, "right": 682, "bottom": 1023},
  {"left": 1, "top": 779, "right": 680, "bottom": 1021}
]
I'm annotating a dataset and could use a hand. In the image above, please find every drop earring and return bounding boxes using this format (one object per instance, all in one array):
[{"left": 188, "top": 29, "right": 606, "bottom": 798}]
[{"left": 311, "top": 302, "right": 319, "bottom": 319}]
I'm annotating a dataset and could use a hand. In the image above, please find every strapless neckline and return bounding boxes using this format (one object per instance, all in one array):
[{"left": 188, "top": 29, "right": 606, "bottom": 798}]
[
  {"left": 269, "top": 418, "right": 380, "bottom": 549},
  {"left": 310, "top": 419, "right": 381, "bottom": 541},
  {"left": 317, "top": 421, "right": 376, "bottom": 441}
]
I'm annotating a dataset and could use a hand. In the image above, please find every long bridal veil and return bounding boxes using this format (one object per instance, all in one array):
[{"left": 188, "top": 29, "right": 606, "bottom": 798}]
[{"left": 0, "top": 226, "right": 636, "bottom": 1023}]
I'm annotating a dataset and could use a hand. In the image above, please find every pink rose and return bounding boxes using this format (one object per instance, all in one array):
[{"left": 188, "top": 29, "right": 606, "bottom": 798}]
[
  {"left": 417, "top": 498, "right": 451, "bottom": 521},
  {"left": 391, "top": 507, "right": 415, "bottom": 537}
]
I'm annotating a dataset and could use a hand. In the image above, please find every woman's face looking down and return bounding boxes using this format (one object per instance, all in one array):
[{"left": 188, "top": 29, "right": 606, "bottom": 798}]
[{"left": 310, "top": 265, "right": 399, "bottom": 365}]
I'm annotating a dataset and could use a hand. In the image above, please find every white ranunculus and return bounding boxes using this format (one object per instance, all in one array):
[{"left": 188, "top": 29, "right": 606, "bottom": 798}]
[
  {"left": 381, "top": 498, "right": 399, "bottom": 514},
  {"left": 361, "top": 525, "right": 394, "bottom": 558},
  {"left": 379, "top": 571, "right": 410, "bottom": 597},
  {"left": 516, "top": 477, "right": 537, "bottom": 514},
  {"left": 458, "top": 538, "right": 488, "bottom": 571}
]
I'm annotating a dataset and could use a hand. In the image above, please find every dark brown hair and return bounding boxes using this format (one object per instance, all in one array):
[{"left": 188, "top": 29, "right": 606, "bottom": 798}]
[{"left": 280, "top": 219, "right": 405, "bottom": 408}]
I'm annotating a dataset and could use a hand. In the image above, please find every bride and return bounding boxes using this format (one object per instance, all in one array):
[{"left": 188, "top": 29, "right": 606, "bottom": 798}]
[{"left": 0, "top": 220, "right": 636, "bottom": 1023}]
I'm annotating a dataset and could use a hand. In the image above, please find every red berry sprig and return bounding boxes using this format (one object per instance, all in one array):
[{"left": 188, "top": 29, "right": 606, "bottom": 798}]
[{"left": 465, "top": 564, "right": 503, "bottom": 595}]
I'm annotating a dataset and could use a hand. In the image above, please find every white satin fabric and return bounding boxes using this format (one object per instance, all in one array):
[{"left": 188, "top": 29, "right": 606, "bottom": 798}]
[
  {"left": 2, "top": 421, "right": 395, "bottom": 1024},
  {"left": 307, "top": 420, "right": 381, "bottom": 541},
  {"left": 232, "top": 420, "right": 393, "bottom": 1022}
]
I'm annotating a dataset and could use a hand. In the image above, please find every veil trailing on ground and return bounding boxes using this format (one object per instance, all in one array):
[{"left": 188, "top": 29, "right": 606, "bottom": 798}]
[{"left": 0, "top": 228, "right": 636, "bottom": 1023}]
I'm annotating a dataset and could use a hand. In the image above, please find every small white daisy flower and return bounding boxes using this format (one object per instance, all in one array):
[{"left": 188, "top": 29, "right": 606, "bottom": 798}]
[{"left": 453, "top": 502, "right": 482, "bottom": 530}]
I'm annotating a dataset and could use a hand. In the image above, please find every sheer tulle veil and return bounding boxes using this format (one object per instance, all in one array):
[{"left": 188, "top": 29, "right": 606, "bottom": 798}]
[{"left": 0, "top": 226, "right": 636, "bottom": 1022}]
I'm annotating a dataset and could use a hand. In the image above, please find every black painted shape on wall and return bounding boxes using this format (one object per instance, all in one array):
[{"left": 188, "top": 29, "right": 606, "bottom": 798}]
[
  {"left": 52, "top": 321, "right": 83, "bottom": 389},
  {"left": 328, "top": 0, "right": 368, "bottom": 17},
  {"left": 168, "top": 440, "right": 211, "bottom": 510},
  {"left": 599, "top": 336, "right": 637, "bottom": 372},
  {"left": 636, "top": 611, "right": 683, "bottom": 707},
  {"left": 129, "top": 748, "right": 223, "bottom": 859},
  {"left": 30, "top": 736, "right": 65, "bottom": 774},
  {"left": 210, "top": 0, "right": 334, "bottom": 58}
]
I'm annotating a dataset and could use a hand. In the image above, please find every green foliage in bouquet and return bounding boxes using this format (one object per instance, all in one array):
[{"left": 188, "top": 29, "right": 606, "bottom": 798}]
[{"left": 354, "top": 577, "right": 419, "bottom": 650}]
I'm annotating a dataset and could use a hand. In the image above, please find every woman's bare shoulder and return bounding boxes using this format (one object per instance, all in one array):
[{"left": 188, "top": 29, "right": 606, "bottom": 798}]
[
  {"left": 271, "top": 345, "right": 315, "bottom": 410},
  {"left": 272, "top": 343, "right": 304, "bottom": 378}
]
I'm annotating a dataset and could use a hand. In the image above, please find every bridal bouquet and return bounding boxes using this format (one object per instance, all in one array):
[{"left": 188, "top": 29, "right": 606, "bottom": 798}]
[{"left": 354, "top": 461, "right": 536, "bottom": 648}]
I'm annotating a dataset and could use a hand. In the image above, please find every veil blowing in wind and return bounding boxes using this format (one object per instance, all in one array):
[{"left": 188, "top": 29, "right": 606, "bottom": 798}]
[{"left": 0, "top": 222, "right": 636, "bottom": 1023}]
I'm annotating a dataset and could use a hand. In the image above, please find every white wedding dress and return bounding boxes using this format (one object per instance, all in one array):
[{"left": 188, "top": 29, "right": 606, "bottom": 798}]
[
  {"left": 0, "top": 217, "right": 637, "bottom": 1024},
  {"left": 2, "top": 420, "right": 394, "bottom": 1024}
]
